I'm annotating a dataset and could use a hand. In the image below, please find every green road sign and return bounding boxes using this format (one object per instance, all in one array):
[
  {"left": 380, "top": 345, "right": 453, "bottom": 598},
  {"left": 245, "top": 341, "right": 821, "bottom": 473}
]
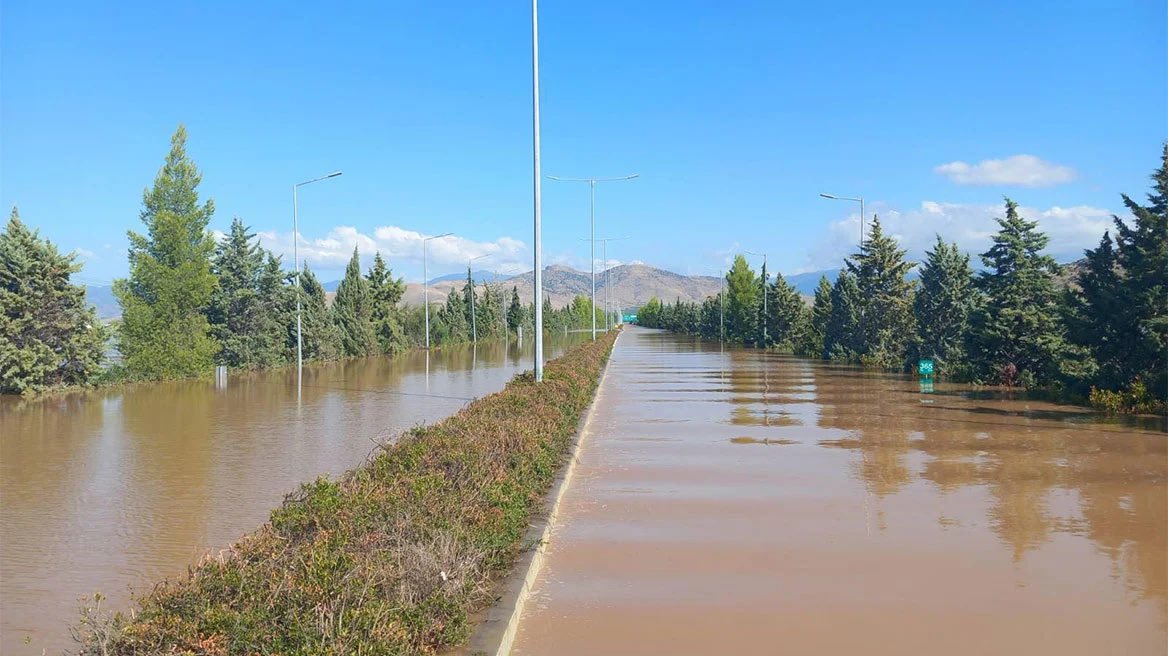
[{"left": 918, "top": 358, "right": 935, "bottom": 376}]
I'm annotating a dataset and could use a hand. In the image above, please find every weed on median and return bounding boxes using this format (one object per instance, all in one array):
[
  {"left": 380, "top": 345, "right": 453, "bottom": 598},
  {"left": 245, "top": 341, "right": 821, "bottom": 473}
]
[{"left": 75, "top": 331, "right": 618, "bottom": 655}]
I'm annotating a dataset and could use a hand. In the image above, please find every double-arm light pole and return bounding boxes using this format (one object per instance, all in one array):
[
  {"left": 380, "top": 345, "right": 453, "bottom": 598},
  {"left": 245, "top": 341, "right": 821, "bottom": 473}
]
[
  {"left": 293, "top": 171, "right": 342, "bottom": 394},
  {"left": 548, "top": 174, "right": 638, "bottom": 340},
  {"left": 422, "top": 233, "right": 453, "bottom": 350},
  {"left": 596, "top": 236, "right": 628, "bottom": 332},
  {"left": 468, "top": 253, "right": 488, "bottom": 343},
  {"left": 744, "top": 250, "right": 767, "bottom": 345},
  {"left": 820, "top": 193, "right": 865, "bottom": 251}
]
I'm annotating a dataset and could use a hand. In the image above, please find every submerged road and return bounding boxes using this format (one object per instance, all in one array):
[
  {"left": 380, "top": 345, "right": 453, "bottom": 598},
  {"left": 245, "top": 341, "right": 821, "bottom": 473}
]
[{"left": 511, "top": 327, "right": 1166, "bottom": 655}]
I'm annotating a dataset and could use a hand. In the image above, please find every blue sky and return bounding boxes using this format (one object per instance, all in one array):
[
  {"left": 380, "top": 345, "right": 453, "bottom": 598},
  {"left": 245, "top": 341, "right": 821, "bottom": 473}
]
[{"left": 2, "top": 0, "right": 1165, "bottom": 284}]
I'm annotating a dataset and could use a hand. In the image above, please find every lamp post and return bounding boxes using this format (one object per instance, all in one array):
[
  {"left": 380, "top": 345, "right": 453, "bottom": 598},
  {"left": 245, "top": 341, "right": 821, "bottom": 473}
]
[
  {"left": 582, "top": 236, "right": 629, "bottom": 332},
  {"left": 293, "top": 170, "right": 342, "bottom": 394},
  {"left": 819, "top": 193, "right": 865, "bottom": 251},
  {"left": 422, "top": 232, "right": 453, "bottom": 350},
  {"left": 548, "top": 174, "right": 638, "bottom": 340},
  {"left": 705, "top": 267, "right": 726, "bottom": 343},
  {"left": 468, "top": 253, "right": 488, "bottom": 343},
  {"left": 744, "top": 250, "right": 767, "bottom": 345},
  {"left": 532, "top": 0, "right": 544, "bottom": 382}
]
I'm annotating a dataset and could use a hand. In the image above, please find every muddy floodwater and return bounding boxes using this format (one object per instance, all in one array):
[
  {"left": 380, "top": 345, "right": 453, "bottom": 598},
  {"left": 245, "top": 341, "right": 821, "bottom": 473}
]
[
  {"left": 0, "top": 336, "right": 583, "bottom": 655},
  {"left": 513, "top": 327, "right": 1167, "bottom": 655}
]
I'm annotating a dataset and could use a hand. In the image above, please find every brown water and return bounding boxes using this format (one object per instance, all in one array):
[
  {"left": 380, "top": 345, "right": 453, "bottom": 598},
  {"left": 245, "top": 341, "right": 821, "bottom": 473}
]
[
  {"left": 513, "top": 327, "right": 1167, "bottom": 655},
  {"left": 0, "top": 336, "right": 583, "bottom": 655}
]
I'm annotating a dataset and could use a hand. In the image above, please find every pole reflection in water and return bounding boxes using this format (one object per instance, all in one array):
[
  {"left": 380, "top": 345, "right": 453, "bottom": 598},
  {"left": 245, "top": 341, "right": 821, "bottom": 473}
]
[
  {"left": 512, "top": 328, "right": 1166, "bottom": 656},
  {"left": 0, "top": 334, "right": 585, "bottom": 655}
]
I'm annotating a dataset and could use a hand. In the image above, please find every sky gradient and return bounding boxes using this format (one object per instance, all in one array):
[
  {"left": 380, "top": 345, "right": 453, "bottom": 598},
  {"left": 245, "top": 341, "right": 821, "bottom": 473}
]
[{"left": 2, "top": 0, "right": 1165, "bottom": 284}]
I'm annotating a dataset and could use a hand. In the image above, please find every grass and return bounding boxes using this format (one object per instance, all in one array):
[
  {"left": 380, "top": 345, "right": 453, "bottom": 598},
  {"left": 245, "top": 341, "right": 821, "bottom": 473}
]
[{"left": 75, "top": 330, "right": 619, "bottom": 655}]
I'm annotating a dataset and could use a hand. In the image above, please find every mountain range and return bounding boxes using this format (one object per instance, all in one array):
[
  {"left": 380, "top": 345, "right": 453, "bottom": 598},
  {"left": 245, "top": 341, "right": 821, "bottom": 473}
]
[{"left": 85, "top": 259, "right": 1089, "bottom": 319}]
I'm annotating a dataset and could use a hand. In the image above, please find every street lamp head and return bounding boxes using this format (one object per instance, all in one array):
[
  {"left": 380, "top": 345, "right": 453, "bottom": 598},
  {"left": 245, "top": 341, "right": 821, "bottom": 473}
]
[
  {"left": 819, "top": 193, "right": 837, "bottom": 199},
  {"left": 424, "top": 232, "right": 454, "bottom": 242},
  {"left": 325, "top": 171, "right": 343, "bottom": 179}
]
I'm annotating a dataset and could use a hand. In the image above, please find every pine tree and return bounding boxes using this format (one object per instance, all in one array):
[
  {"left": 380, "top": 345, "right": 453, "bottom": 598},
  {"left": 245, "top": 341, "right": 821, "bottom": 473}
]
[
  {"left": 914, "top": 236, "right": 976, "bottom": 373},
  {"left": 366, "top": 251, "right": 406, "bottom": 354},
  {"left": 969, "top": 198, "right": 1068, "bottom": 386},
  {"left": 765, "top": 273, "right": 807, "bottom": 351},
  {"left": 114, "top": 125, "right": 219, "bottom": 380},
  {"left": 332, "top": 247, "right": 377, "bottom": 357},
  {"left": 294, "top": 266, "right": 341, "bottom": 361},
  {"left": 846, "top": 215, "right": 916, "bottom": 369},
  {"left": 0, "top": 209, "right": 106, "bottom": 393},
  {"left": 1111, "top": 144, "right": 1168, "bottom": 396},
  {"left": 208, "top": 218, "right": 279, "bottom": 368},
  {"left": 1064, "top": 231, "right": 1126, "bottom": 388},
  {"left": 797, "top": 275, "right": 832, "bottom": 357},
  {"left": 507, "top": 286, "right": 525, "bottom": 333},
  {"left": 724, "top": 255, "right": 759, "bottom": 345},
  {"left": 823, "top": 270, "right": 862, "bottom": 361}
]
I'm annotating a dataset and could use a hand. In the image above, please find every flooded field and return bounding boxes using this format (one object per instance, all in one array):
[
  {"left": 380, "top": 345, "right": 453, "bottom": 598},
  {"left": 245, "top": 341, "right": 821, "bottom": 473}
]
[
  {"left": 513, "top": 327, "right": 1167, "bottom": 655},
  {"left": 0, "top": 336, "right": 582, "bottom": 655}
]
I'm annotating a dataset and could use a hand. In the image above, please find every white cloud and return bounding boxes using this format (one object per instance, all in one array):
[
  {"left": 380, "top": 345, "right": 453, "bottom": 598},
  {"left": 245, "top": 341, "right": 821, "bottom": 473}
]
[
  {"left": 805, "top": 200, "right": 1116, "bottom": 271},
  {"left": 255, "top": 225, "right": 527, "bottom": 278},
  {"left": 72, "top": 247, "right": 96, "bottom": 259},
  {"left": 934, "top": 155, "right": 1077, "bottom": 187}
]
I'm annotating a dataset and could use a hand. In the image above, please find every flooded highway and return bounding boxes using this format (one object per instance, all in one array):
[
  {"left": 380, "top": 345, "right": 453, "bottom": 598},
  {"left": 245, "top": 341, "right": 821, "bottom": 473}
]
[
  {"left": 0, "top": 336, "right": 583, "bottom": 655},
  {"left": 512, "top": 327, "right": 1167, "bottom": 655}
]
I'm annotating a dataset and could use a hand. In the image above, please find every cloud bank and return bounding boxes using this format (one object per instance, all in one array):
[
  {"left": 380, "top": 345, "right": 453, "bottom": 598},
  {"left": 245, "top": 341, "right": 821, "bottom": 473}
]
[
  {"left": 254, "top": 225, "right": 527, "bottom": 278},
  {"left": 804, "top": 200, "right": 1116, "bottom": 272},
  {"left": 935, "top": 155, "right": 1077, "bottom": 187}
]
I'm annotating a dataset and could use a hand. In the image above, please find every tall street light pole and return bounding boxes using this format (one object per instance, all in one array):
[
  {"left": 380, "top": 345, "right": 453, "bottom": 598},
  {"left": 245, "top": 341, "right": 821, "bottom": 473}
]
[
  {"left": 468, "top": 254, "right": 488, "bottom": 343},
  {"left": 744, "top": 250, "right": 767, "bottom": 345},
  {"left": 820, "top": 193, "right": 865, "bottom": 251},
  {"left": 710, "top": 267, "right": 725, "bottom": 342},
  {"left": 422, "top": 232, "right": 453, "bottom": 350},
  {"left": 595, "top": 236, "right": 629, "bottom": 332},
  {"left": 293, "top": 170, "right": 342, "bottom": 395},
  {"left": 548, "top": 174, "right": 638, "bottom": 340},
  {"left": 532, "top": 0, "right": 544, "bottom": 382}
]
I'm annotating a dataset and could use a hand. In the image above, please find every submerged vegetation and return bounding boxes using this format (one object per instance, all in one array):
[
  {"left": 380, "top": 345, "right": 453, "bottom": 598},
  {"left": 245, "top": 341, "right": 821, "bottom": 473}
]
[
  {"left": 639, "top": 146, "right": 1168, "bottom": 415},
  {"left": 75, "top": 330, "right": 617, "bottom": 655}
]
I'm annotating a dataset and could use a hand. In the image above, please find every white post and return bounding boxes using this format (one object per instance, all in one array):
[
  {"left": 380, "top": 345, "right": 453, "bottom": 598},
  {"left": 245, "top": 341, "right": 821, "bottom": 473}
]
[{"left": 532, "top": 0, "right": 544, "bottom": 382}]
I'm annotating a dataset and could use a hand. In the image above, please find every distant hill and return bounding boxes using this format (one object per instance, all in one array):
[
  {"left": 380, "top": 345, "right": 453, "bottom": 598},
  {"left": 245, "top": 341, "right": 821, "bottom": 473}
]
[
  {"left": 84, "top": 285, "right": 120, "bottom": 320},
  {"left": 93, "top": 258, "right": 1093, "bottom": 317}
]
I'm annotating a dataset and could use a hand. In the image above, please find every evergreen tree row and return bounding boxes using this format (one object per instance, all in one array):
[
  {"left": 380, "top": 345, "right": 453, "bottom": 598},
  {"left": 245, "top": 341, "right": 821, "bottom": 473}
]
[
  {"left": 639, "top": 146, "right": 1167, "bottom": 413},
  {"left": 1, "top": 125, "right": 617, "bottom": 393}
]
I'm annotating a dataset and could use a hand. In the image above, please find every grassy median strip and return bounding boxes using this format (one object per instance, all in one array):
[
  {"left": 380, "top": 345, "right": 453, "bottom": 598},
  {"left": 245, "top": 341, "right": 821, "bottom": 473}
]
[{"left": 77, "top": 331, "right": 618, "bottom": 655}]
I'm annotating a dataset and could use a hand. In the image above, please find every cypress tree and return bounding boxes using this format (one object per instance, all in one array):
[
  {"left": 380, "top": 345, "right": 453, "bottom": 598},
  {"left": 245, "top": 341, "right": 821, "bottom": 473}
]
[
  {"left": 1111, "top": 145, "right": 1168, "bottom": 396},
  {"left": 208, "top": 218, "right": 278, "bottom": 368},
  {"left": 724, "top": 255, "right": 759, "bottom": 345},
  {"left": 969, "top": 198, "right": 1068, "bottom": 386},
  {"left": 0, "top": 209, "right": 106, "bottom": 393},
  {"left": 366, "top": 251, "right": 406, "bottom": 354},
  {"left": 295, "top": 265, "right": 342, "bottom": 361},
  {"left": 798, "top": 275, "right": 833, "bottom": 357},
  {"left": 823, "top": 270, "right": 862, "bottom": 361},
  {"left": 765, "top": 273, "right": 807, "bottom": 351},
  {"left": 846, "top": 215, "right": 916, "bottom": 369},
  {"left": 439, "top": 284, "right": 470, "bottom": 344},
  {"left": 914, "top": 235, "right": 977, "bottom": 373},
  {"left": 114, "top": 125, "right": 219, "bottom": 380},
  {"left": 332, "top": 247, "right": 377, "bottom": 357},
  {"left": 507, "top": 286, "right": 525, "bottom": 332},
  {"left": 256, "top": 252, "right": 292, "bottom": 365}
]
